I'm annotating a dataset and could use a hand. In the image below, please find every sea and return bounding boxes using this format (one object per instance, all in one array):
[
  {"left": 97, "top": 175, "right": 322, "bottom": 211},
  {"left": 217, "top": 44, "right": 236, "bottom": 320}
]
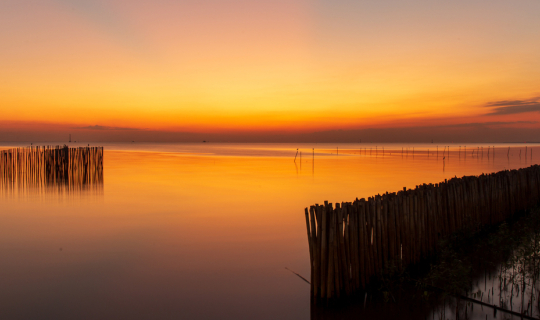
[{"left": 0, "top": 142, "right": 537, "bottom": 319}]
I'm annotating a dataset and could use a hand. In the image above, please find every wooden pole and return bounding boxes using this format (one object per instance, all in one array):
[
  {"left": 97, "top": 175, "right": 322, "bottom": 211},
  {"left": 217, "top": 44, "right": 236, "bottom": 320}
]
[
  {"left": 305, "top": 208, "right": 314, "bottom": 297},
  {"left": 321, "top": 202, "right": 328, "bottom": 299},
  {"left": 327, "top": 203, "right": 335, "bottom": 300},
  {"left": 359, "top": 199, "right": 367, "bottom": 287},
  {"left": 309, "top": 206, "right": 318, "bottom": 299}
]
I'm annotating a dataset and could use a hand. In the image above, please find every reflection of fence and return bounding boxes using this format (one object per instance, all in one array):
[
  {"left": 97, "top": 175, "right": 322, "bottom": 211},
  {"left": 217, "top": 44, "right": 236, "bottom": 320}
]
[
  {"left": 0, "top": 146, "right": 104, "bottom": 195},
  {"left": 304, "top": 165, "right": 540, "bottom": 303}
]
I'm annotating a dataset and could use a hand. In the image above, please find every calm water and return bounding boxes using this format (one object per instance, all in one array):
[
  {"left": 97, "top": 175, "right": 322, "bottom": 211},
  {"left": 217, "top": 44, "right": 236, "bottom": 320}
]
[{"left": 0, "top": 142, "right": 538, "bottom": 320}]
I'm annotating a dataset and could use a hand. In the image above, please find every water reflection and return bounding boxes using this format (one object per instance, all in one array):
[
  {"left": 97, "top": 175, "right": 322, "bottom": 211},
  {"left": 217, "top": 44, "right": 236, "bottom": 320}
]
[
  {"left": 0, "top": 146, "right": 103, "bottom": 197},
  {"left": 0, "top": 143, "right": 538, "bottom": 320},
  {"left": 431, "top": 213, "right": 540, "bottom": 320}
]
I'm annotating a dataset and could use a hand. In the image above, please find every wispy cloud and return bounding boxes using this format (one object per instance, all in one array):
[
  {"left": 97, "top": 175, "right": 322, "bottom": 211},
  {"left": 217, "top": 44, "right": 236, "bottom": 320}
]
[
  {"left": 486, "top": 97, "right": 540, "bottom": 115},
  {"left": 77, "top": 125, "right": 141, "bottom": 131},
  {"left": 439, "top": 121, "right": 537, "bottom": 128}
]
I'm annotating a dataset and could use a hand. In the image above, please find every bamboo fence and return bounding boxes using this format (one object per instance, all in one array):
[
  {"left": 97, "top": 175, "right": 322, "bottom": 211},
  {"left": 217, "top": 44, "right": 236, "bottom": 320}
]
[
  {"left": 305, "top": 165, "right": 540, "bottom": 302},
  {"left": 0, "top": 146, "right": 104, "bottom": 194}
]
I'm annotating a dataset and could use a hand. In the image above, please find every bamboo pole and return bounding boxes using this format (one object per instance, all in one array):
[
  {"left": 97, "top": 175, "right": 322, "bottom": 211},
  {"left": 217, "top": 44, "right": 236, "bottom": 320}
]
[
  {"left": 309, "top": 206, "right": 318, "bottom": 298},
  {"left": 366, "top": 198, "right": 376, "bottom": 279},
  {"left": 388, "top": 195, "right": 395, "bottom": 262},
  {"left": 305, "top": 207, "right": 314, "bottom": 297},
  {"left": 382, "top": 194, "right": 389, "bottom": 267},
  {"left": 375, "top": 196, "right": 383, "bottom": 272},
  {"left": 326, "top": 203, "right": 335, "bottom": 300},
  {"left": 332, "top": 205, "right": 341, "bottom": 298},
  {"left": 321, "top": 202, "right": 329, "bottom": 299},
  {"left": 350, "top": 203, "right": 359, "bottom": 290},
  {"left": 359, "top": 199, "right": 367, "bottom": 287}
]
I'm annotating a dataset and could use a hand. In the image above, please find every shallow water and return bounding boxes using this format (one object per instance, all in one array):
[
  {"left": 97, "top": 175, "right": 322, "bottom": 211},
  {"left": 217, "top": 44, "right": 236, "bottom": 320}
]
[{"left": 0, "top": 142, "right": 538, "bottom": 319}]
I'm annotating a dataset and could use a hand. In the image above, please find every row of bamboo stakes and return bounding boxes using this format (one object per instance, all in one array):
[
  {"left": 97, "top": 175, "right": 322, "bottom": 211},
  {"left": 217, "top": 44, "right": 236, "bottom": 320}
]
[
  {"left": 0, "top": 146, "right": 104, "bottom": 194},
  {"left": 304, "top": 165, "right": 540, "bottom": 303}
]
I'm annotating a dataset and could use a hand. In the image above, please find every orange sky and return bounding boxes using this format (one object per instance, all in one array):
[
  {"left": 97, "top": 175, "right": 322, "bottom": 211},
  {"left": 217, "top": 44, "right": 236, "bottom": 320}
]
[{"left": 1, "top": 0, "right": 539, "bottom": 141}]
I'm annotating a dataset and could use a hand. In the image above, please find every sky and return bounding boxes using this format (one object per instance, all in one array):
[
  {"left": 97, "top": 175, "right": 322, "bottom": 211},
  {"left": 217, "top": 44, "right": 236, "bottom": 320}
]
[{"left": 1, "top": 0, "right": 539, "bottom": 142}]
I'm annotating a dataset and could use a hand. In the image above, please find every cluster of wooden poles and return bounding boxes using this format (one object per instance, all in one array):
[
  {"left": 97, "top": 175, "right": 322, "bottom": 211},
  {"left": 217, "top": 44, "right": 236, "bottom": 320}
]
[
  {"left": 0, "top": 146, "right": 104, "bottom": 193},
  {"left": 304, "top": 165, "right": 540, "bottom": 303}
]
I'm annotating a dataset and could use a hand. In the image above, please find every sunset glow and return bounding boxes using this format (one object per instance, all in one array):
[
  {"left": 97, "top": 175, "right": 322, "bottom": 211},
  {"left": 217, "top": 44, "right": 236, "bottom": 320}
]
[
  {"left": 1, "top": 0, "right": 539, "bottom": 141},
  {"left": 5, "top": 2, "right": 540, "bottom": 318}
]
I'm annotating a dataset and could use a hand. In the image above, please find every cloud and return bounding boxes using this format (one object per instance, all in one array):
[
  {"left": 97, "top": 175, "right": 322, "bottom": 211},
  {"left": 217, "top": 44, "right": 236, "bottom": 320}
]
[
  {"left": 485, "top": 97, "right": 540, "bottom": 115},
  {"left": 77, "top": 125, "right": 141, "bottom": 131},
  {"left": 439, "top": 121, "right": 537, "bottom": 128}
]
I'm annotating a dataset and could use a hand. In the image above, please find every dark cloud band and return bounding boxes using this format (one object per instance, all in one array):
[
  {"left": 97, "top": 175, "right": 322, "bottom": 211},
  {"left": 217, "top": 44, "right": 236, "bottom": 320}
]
[
  {"left": 77, "top": 125, "right": 140, "bottom": 131},
  {"left": 486, "top": 98, "right": 540, "bottom": 115}
]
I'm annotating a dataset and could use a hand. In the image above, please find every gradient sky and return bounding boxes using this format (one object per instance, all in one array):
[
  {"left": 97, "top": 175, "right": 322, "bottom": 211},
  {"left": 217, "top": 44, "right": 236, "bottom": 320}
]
[{"left": 1, "top": 0, "right": 540, "bottom": 141}]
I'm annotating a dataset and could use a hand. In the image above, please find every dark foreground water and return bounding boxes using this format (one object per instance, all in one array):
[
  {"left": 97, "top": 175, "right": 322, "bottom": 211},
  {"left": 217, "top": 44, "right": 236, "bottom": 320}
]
[{"left": 0, "top": 142, "right": 537, "bottom": 319}]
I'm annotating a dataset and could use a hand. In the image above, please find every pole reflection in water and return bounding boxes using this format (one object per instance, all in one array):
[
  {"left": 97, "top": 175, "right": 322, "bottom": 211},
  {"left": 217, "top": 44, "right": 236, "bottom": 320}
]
[
  {"left": 0, "top": 142, "right": 538, "bottom": 320},
  {"left": 0, "top": 146, "right": 104, "bottom": 197}
]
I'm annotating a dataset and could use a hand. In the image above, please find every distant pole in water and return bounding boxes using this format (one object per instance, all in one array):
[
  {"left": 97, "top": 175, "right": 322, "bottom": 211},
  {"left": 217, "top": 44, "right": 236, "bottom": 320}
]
[
  {"left": 312, "top": 148, "right": 314, "bottom": 175},
  {"left": 437, "top": 146, "right": 438, "bottom": 158},
  {"left": 508, "top": 147, "right": 510, "bottom": 158},
  {"left": 294, "top": 148, "right": 299, "bottom": 162},
  {"left": 526, "top": 146, "right": 528, "bottom": 159},
  {"left": 383, "top": 147, "right": 384, "bottom": 156},
  {"left": 459, "top": 146, "right": 461, "bottom": 158},
  {"left": 337, "top": 147, "right": 338, "bottom": 155},
  {"left": 520, "top": 149, "right": 522, "bottom": 159},
  {"left": 69, "top": 134, "right": 71, "bottom": 143}
]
